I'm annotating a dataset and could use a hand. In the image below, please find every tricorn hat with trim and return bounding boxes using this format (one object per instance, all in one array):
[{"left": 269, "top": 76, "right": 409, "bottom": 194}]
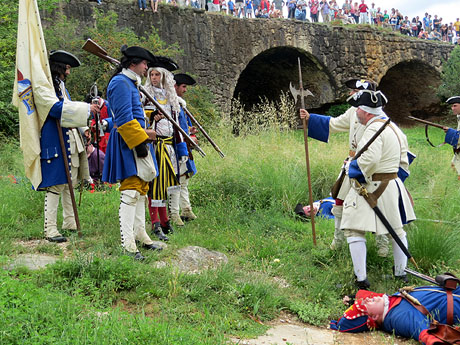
[
  {"left": 174, "top": 73, "right": 196, "bottom": 86},
  {"left": 148, "top": 56, "right": 179, "bottom": 71},
  {"left": 49, "top": 50, "right": 81, "bottom": 67},
  {"left": 347, "top": 90, "right": 387, "bottom": 108},
  {"left": 446, "top": 96, "right": 460, "bottom": 104},
  {"left": 121, "top": 45, "right": 156, "bottom": 64},
  {"left": 345, "top": 79, "right": 377, "bottom": 91}
]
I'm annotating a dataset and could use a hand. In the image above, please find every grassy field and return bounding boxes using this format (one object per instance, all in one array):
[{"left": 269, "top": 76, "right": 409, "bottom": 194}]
[{"left": 0, "top": 118, "right": 459, "bottom": 344}]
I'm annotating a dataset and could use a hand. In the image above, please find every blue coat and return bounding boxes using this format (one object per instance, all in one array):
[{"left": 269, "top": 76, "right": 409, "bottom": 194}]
[
  {"left": 331, "top": 286, "right": 460, "bottom": 343},
  {"left": 177, "top": 106, "right": 197, "bottom": 177},
  {"left": 383, "top": 286, "right": 460, "bottom": 342},
  {"left": 37, "top": 90, "right": 74, "bottom": 190},
  {"left": 445, "top": 128, "right": 459, "bottom": 149},
  {"left": 102, "top": 74, "right": 158, "bottom": 183}
]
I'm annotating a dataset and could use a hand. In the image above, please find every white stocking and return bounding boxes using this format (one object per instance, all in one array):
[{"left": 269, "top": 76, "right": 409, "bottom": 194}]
[{"left": 347, "top": 236, "right": 367, "bottom": 281}]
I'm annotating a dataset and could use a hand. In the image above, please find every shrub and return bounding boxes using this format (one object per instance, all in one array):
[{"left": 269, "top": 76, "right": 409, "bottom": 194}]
[{"left": 438, "top": 45, "right": 460, "bottom": 99}]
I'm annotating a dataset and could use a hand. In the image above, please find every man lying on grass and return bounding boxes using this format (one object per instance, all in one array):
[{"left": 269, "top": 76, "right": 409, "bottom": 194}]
[{"left": 330, "top": 276, "right": 460, "bottom": 344}]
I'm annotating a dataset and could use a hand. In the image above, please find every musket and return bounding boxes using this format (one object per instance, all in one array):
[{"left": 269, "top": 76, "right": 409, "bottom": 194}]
[
  {"left": 408, "top": 116, "right": 447, "bottom": 148},
  {"left": 290, "top": 57, "right": 316, "bottom": 246},
  {"left": 408, "top": 116, "right": 446, "bottom": 129},
  {"left": 354, "top": 178, "right": 418, "bottom": 269},
  {"left": 405, "top": 268, "right": 460, "bottom": 290},
  {"left": 331, "top": 118, "right": 391, "bottom": 198},
  {"left": 183, "top": 107, "right": 225, "bottom": 158},
  {"left": 351, "top": 118, "right": 419, "bottom": 268},
  {"left": 404, "top": 268, "right": 437, "bottom": 285},
  {"left": 352, "top": 118, "right": 391, "bottom": 160},
  {"left": 82, "top": 39, "right": 206, "bottom": 158}
]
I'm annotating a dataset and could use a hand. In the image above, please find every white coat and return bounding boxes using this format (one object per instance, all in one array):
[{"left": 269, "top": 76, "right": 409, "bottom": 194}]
[{"left": 341, "top": 117, "right": 416, "bottom": 234}]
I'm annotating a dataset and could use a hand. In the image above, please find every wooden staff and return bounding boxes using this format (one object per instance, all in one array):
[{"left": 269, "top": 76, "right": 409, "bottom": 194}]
[
  {"left": 56, "top": 120, "right": 82, "bottom": 237},
  {"left": 297, "top": 57, "right": 316, "bottom": 246}
]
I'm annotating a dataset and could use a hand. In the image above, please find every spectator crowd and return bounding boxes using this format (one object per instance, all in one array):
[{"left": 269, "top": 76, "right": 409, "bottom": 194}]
[{"left": 135, "top": 0, "right": 460, "bottom": 44}]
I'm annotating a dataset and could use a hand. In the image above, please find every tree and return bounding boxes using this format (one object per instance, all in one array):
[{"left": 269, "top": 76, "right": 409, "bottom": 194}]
[{"left": 437, "top": 45, "right": 460, "bottom": 99}]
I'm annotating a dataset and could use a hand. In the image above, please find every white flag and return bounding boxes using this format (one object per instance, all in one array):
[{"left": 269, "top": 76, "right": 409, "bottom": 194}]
[{"left": 12, "top": 0, "right": 58, "bottom": 189}]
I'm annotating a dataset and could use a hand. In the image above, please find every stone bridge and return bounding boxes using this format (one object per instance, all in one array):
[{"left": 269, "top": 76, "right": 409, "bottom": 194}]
[{"left": 57, "top": 1, "right": 454, "bottom": 120}]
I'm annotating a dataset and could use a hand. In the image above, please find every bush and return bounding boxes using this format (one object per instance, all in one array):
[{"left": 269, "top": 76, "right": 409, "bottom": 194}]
[
  {"left": 438, "top": 45, "right": 460, "bottom": 99},
  {"left": 0, "top": 1, "right": 19, "bottom": 136}
]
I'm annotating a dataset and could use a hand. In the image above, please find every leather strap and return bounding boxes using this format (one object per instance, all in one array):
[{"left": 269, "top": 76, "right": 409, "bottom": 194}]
[
  {"left": 398, "top": 291, "right": 430, "bottom": 316},
  {"left": 447, "top": 289, "right": 454, "bottom": 325},
  {"left": 399, "top": 289, "right": 455, "bottom": 326},
  {"left": 371, "top": 173, "right": 398, "bottom": 181},
  {"left": 425, "top": 124, "right": 445, "bottom": 148}
]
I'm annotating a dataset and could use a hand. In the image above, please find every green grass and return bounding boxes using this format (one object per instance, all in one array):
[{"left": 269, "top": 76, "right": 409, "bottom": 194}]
[{"left": 0, "top": 120, "right": 459, "bottom": 344}]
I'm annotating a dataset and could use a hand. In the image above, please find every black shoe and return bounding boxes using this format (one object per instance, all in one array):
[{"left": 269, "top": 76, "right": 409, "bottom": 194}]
[
  {"left": 46, "top": 236, "right": 67, "bottom": 243},
  {"left": 142, "top": 243, "right": 163, "bottom": 251},
  {"left": 395, "top": 275, "right": 409, "bottom": 283},
  {"left": 125, "top": 251, "right": 145, "bottom": 261},
  {"left": 152, "top": 222, "right": 169, "bottom": 241},
  {"left": 355, "top": 278, "right": 371, "bottom": 290},
  {"left": 161, "top": 221, "right": 175, "bottom": 235}
]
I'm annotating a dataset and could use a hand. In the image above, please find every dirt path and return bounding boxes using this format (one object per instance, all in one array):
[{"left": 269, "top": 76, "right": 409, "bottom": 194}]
[{"left": 231, "top": 312, "right": 416, "bottom": 345}]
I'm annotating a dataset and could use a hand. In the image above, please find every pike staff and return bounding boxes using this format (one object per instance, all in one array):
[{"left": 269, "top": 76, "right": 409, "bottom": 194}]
[{"left": 290, "top": 57, "right": 316, "bottom": 245}]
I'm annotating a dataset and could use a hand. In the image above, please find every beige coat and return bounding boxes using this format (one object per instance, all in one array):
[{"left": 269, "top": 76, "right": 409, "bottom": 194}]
[
  {"left": 328, "top": 107, "right": 366, "bottom": 200},
  {"left": 341, "top": 117, "right": 416, "bottom": 234}
]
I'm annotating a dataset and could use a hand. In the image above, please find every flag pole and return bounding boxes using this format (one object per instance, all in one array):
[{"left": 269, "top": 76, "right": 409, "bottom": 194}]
[{"left": 56, "top": 120, "right": 82, "bottom": 237}]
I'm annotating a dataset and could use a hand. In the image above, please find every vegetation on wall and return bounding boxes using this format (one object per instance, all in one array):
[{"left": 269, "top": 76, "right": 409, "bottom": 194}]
[
  {"left": 0, "top": 2, "right": 220, "bottom": 136},
  {"left": 438, "top": 45, "right": 460, "bottom": 99}
]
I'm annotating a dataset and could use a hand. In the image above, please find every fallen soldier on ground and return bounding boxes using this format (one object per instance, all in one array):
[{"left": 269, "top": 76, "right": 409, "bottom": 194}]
[{"left": 330, "top": 274, "right": 460, "bottom": 344}]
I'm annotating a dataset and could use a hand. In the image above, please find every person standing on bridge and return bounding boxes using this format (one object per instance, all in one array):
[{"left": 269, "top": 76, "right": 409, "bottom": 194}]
[
  {"left": 358, "top": 0, "right": 368, "bottom": 24},
  {"left": 443, "top": 96, "right": 460, "bottom": 180}
]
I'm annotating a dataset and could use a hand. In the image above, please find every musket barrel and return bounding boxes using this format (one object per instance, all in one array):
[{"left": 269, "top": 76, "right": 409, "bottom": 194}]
[
  {"left": 82, "top": 39, "right": 206, "bottom": 157},
  {"left": 404, "top": 268, "right": 437, "bottom": 285},
  {"left": 139, "top": 86, "right": 206, "bottom": 157},
  {"left": 184, "top": 108, "right": 225, "bottom": 158},
  {"left": 407, "top": 116, "right": 446, "bottom": 129}
]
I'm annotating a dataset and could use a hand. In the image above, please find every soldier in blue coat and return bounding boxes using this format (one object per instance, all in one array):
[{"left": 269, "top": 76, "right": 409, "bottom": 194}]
[
  {"left": 443, "top": 96, "right": 460, "bottom": 180},
  {"left": 331, "top": 283, "right": 460, "bottom": 344},
  {"left": 40, "top": 50, "right": 100, "bottom": 243},
  {"left": 102, "top": 46, "right": 162, "bottom": 260},
  {"left": 171, "top": 73, "right": 198, "bottom": 222}
]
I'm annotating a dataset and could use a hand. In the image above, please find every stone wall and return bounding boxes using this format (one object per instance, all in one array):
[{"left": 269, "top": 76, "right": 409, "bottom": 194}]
[{"left": 47, "top": 1, "right": 455, "bottom": 120}]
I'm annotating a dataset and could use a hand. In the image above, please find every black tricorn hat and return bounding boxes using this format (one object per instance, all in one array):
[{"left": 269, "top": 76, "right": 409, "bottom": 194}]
[
  {"left": 446, "top": 96, "right": 460, "bottom": 104},
  {"left": 49, "top": 50, "right": 81, "bottom": 67},
  {"left": 148, "top": 56, "right": 179, "bottom": 71},
  {"left": 347, "top": 90, "right": 387, "bottom": 108},
  {"left": 121, "top": 45, "right": 156, "bottom": 64},
  {"left": 174, "top": 73, "right": 196, "bottom": 86},
  {"left": 345, "top": 79, "right": 377, "bottom": 91}
]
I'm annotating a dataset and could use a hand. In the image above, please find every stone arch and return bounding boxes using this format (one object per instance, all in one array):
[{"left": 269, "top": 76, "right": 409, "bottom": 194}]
[
  {"left": 232, "top": 46, "right": 337, "bottom": 110},
  {"left": 378, "top": 59, "right": 445, "bottom": 123}
]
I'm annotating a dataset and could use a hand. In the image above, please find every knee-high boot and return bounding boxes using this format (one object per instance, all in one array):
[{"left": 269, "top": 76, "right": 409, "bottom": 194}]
[
  {"left": 61, "top": 185, "right": 77, "bottom": 230},
  {"left": 119, "top": 190, "right": 139, "bottom": 253},
  {"left": 44, "top": 190, "right": 63, "bottom": 239},
  {"left": 347, "top": 236, "right": 367, "bottom": 283},
  {"left": 330, "top": 205, "right": 345, "bottom": 249},
  {"left": 168, "top": 188, "right": 184, "bottom": 226}
]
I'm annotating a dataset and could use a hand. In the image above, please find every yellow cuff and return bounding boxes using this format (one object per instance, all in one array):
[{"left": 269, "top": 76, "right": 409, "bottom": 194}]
[{"left": 118, "top": 119, "right": 149, "bottom": 149}]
